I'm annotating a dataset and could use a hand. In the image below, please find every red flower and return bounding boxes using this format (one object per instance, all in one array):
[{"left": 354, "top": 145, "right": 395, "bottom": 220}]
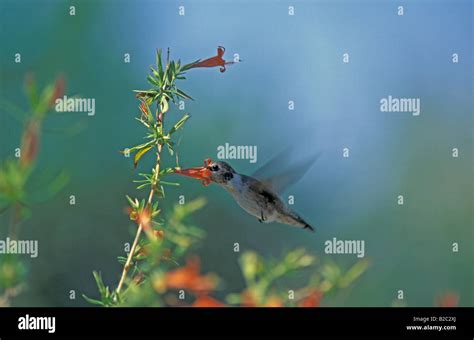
[
  {"left": 49, "top": 76, "right": 65, "bottom": 106},
  {"left": 240, "top": 289, "right": 257, "bottom": 307},
  {"left": 165, "top": 257, "right": 218, "bottom": 293},
  {"left": 153, "top": 229, "right": 164, "bottom": 239},
  {"left": 192, "top": 294, "right": 226, "bottom": 307},
  {"left": 435, "top": 291, "right": 459, "bottom": 307},
  {"left": 239, "top": 290, "right": 285, "bottom": 307},
  {"left": 189, "top": 46, "right": 235, "bottom": 73},
  {"left": 298, "top": 290, "right": 323, "bottom": 307},
  {"left": 139, "top": 100, "right": 152, "bottom": 120},
  {"left": 126, "top": 205, "right": 152, "bottom": 231},
  {"left": 264, "top": 296, "right": 284, "bottom": 307},
  {"left": 20, "top": 120, "right": 40, "bottom": 168}
]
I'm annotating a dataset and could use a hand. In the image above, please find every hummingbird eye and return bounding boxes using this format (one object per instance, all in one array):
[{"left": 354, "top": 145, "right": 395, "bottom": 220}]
[{"left": 209, "top": 164, "right": 219, "bottom": 172}]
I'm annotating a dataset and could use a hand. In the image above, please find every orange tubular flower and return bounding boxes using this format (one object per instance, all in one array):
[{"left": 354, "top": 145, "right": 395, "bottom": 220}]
[
  {"left": 240, "top": 291, "right": 284, "bottom": 307},
  {"left": 192, "top": 294, "right": 226, "bottom": 307},
  {"left": 20, "top": 120, "right": 40, "bottom": 168},
  {"left": 49, "top": 76, "right": 65, "bottom": 107},
  {"left": 139, "top": 100, "right": 152, "bottom": 120},
  {"left": 264, "top": 296, "right": 284, "bottom": 307},
  {"left": 240, "top": 289, "right": 257, "bottom": 307},
  {"left": 153, "top": 229, "right": 164, "bottom": 239},
  {"left": 298, "top": 290, "right": 323, "bottom": 307},
  {"left": 174, "top": 158, "right": 213, "bottom": 186},
  {"left": 165, "top": 257, "right": 218, "bottom": 293},
  {"left": 188, "top": 46, "right": 235, "bottom": 73},
  {"left": 127, "top": 206, "right": 153, "bottom": 231},
  {"left": 435, "top": 291, "right": 459, "bottom": 307}
]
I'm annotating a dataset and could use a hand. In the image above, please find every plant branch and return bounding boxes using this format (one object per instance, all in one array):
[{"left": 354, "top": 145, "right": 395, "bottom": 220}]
[
  {"left": 116, "top": 114, "right": 164, "bottom": 295},
  {"left": 99, "top": 47, "right": 229, "bottom": 305}
]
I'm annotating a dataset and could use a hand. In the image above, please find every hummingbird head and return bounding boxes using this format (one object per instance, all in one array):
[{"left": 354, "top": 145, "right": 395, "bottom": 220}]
[
  {"left": 205, "top": 160, "right": 236, "bottom": 185},
  {"left": 174, "top": 158, "right": 236, "bottom": 186}
]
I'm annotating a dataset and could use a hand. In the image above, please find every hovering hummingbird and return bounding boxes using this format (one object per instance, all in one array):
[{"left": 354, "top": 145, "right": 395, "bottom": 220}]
[{"left": 174, "top": 152, "right": 318, "bottom": 233}]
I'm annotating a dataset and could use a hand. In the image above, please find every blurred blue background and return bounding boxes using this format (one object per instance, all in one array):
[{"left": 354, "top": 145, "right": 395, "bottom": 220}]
[{"left": 0, "top": 0, "right": 472, "bottom": 306}]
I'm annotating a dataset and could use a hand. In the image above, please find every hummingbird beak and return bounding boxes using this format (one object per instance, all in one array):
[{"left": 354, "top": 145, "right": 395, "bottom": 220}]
[{"left": 174, "top": 158, "right": 213, "bottom": 186}]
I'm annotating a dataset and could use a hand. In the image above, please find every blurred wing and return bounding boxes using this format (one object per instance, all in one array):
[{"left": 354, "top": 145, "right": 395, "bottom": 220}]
[
  {"left": 252, "top": 147, "right": 291, "bottom": 180},
  {"left": 253, "top": 149, "right": 320, "bottom": 194}
]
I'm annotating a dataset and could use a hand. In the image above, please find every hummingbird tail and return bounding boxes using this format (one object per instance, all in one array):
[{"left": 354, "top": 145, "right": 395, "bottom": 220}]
[
  {"left": 275, "top": 210, "right": 315, "bottom": 233},
  {"left": 283, "top": 212, "right": 315, "bottom": 233},
  {"left": 292, "top": 213, "right": 315, "bottom": 233},
  {"left": 303, "top": 223, "right": 315, "bottom": 233}
]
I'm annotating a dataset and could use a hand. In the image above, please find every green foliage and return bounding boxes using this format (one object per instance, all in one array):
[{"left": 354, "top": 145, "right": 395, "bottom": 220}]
[
  {"left": 82, "top": 271, "right": 119, "bottom": 307},
  {"left": 125, "top": 49, "right": 195, "bottom": 171},
  {"left": 86, "top": 48, "right": 204, "bottom": 305},
  {"left": 135, "top": 48, "right": 195, "bottom": 105},
  {"left": 0, "top": 75, "right": 71, "bottom": 305},
  {"left": 24, "top": 75, "right": 63, "bottom": 119},
  {"left": 161, "top": 197, "right": 207, "bottom": 259},
  {"left": 0, "top": 255, "right": 27, "bottom": 292},
  {"left": 227, "top": 250, "right": 369, "bottom": 307},
  {"left": 324, "top": 259, "right": 370, "bottom": 290},
  {"left": 240, "top": 249, "right": 315, "bottom": 290},
  {"left": 168, "top": 114, "right": 190, "bottom": 136},
  {"left": 0, "top": 76, "right": 69, "bottom": 222},
  {"left": 0, "top": 161, "right": 30, "bottom": 210},
  {"left": 86, "top": 198, "right": 208, "bottom": 307}
]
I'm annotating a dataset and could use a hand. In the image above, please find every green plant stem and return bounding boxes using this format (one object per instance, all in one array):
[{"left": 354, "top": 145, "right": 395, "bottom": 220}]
[
  {"left": 8, "top": 203, "right": 22, "bottom": 240},
  {"left": 116, "top": 114, "right": 164, "bottom": 295}
]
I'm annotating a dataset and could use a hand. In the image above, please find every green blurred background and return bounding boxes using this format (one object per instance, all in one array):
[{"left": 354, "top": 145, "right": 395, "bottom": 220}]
[{"left": 0, "top": 0, "right": 472, "bottom": 306}]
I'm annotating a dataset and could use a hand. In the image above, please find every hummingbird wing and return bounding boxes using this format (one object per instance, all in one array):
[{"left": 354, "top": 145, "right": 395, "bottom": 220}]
[{"left": 252, "top": 148, "right": 321, "bottom": 194}]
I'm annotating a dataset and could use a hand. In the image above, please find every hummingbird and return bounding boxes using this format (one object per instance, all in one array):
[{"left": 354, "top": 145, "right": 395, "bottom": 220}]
[{"left": 174, "top": 153, "right": 317, "bottom": 233}]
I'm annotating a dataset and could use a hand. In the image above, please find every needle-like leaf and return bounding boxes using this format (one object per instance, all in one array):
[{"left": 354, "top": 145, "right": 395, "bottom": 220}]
[
  {"left": 133, "top": 145, "right": 154, "bottom": 168},
  {"left": 168, "top": 114, "right": 190, "bottom": 135}
]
